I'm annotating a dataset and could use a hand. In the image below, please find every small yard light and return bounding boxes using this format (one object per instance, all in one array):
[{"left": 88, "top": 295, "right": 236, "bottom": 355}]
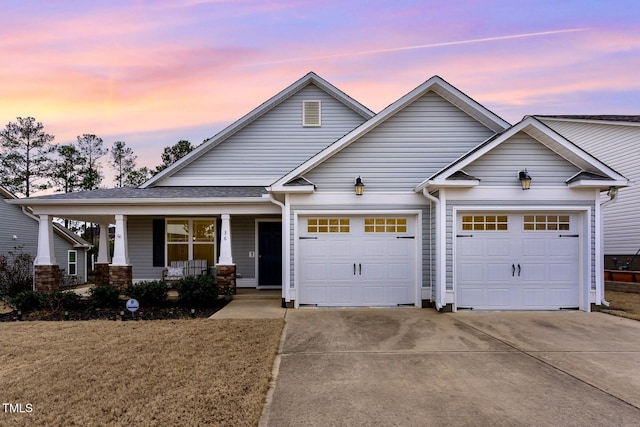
[
  {"left": 64, "top": 311, "right": 69, "bottom": 321},
  {"left": 17, "top": 310, "right": 22, "bottom": 321},
  {"left": 190, "top": 308, "right": 196, "bottom": 318},
  {"left": 518, "top": 169, "right": 532, "bottom": 190},
  {"left": 354, "top": 176, "right": 365, "bottom": 195},
  {"left": 120, "top": 310, "right": 125, "bottom": 321}
]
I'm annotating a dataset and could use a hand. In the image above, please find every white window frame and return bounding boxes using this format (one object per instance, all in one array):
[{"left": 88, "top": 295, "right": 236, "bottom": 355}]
[
  {"left": 165, "top": 218, "right": 217, "bottom": 266},
  {"left": 67, "top": 250, "right": 78, "bottom": 276}
]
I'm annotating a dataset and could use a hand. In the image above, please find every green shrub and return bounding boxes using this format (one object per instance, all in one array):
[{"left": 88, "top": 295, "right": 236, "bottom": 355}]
[
  {"left": 88, "top": 285, "right": 121, "bottom": 308},
  {"left": 175, "top": 275, "right": 218, "bottom": 307},
  {"left": 10, "top": 290, "right": 45, "bottom": 311},
  {"left": 125, "top": 280, "right": 168, "bottom": 306},
  {"left": 46, "top": 291, "right": 82, "bottom": 312}
]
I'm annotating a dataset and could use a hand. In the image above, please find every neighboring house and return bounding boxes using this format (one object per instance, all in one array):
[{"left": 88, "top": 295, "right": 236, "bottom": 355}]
[
  {"left": 8, "top": 73, "right": 627, "bottom": 311},
  {"left": 536, "top": 116, "right": 640, "bottom": 270},
  {"left": 1, "top": 186, "right": 90, "bottom": 286}
]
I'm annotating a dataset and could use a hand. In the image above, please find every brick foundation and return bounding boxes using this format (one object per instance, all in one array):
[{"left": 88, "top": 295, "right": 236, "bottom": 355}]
[
  {"left": 109, "top": 265, "right": 133, "bottom": 290},
  {"left": 34, "top": 265, "right": 61, "bottom": 293},
  {"left": 94, "top": 263, "right": 110, "bottom": 287},
  {"left": 216, "top": 264, "right": 237, "bottom": 295}
]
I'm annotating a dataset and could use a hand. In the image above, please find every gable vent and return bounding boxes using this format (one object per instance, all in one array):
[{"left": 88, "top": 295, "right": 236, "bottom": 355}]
[{"left": 303, "top": 100, "right": 321, "bottom": 127}]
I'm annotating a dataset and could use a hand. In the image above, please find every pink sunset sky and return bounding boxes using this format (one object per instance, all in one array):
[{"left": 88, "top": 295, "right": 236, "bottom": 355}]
[{"left": 1, "top": 0, "right": 638, "bottom": 187}]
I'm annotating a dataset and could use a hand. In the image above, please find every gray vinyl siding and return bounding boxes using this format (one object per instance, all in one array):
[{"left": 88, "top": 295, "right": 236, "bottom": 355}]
[
  {"left": 540, "top": 119, "right": 640, "bottom": 255},
  {"left": 304, "top": 92, "right": 496, "bottom": 191},
  {"left": 128, "top": 215, "right": 276, "bottom": 281},
  {"left": 446, "top": 200, "right": 596, "bottom": 291},
  {"left": 289, "top": 205, "right": 431, "bottom": 295},
  {"left": 1, "top": 198, "right": 87, "bottom": 283},
  {"left": 463, "top": 132, "right": 581, "bottom": 186},
  {"left": 128, "top": 216, "right": 161, "bottom": 280},
  {"left": 169, "top": 83, "right": 367, "bottom": 183}
]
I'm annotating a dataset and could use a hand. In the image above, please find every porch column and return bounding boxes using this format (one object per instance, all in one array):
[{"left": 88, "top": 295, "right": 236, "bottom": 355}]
[
  {"left": 218, "top": 214, "right": 233, "bottom": 264},
  {"left": 34, "top": 215, "right": 61, "bottom": 292},
  {"left": 110, "top": 214, "right": 131, "bottom": 289},
  {"left": 217, "top": 214, "right": 236, "bottom": 294},
  {"left": 95, "top": 222, "right": 111, "bottom": 286}
]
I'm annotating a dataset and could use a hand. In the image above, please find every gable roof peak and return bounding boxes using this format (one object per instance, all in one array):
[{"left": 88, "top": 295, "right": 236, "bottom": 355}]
[{"left": 141, "top": 72, "right": 373, "bottom": 188}]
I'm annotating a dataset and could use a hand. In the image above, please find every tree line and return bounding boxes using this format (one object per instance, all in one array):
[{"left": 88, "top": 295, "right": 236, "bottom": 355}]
[{"left": 0, "top": 116, "right": 195, "bottom": 198}]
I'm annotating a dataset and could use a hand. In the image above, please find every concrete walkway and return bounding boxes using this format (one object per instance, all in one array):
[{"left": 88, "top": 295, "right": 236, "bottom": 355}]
[{"left": 260, "top": 308, "right": 640, "bottom": 426}]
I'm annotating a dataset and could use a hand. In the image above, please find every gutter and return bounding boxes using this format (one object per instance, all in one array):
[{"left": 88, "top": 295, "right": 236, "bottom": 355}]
[
  {"left": 421, "top": 188, "right": 443, "bottom": 311},
  {"left": 599, "top": 187, "right": 619, "bottom": 307},
  {"left": 268, "top": 193, "right": 288, "bottom": 308}
]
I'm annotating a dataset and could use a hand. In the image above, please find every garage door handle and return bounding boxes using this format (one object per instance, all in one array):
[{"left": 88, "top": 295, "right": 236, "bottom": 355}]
[
  {"left": 518, "top": 264, "right": 521, "bottom": 276},
  {"left": 359, "top": 263, "right": 362, "bottom": 275},
  {"left": 512, "top": 264, "right": 515, "bottom": 277},
  {"left": 354, "top": 263, "right": 356, "bottom": 275},
  {"left": 299, "top": 236, "right": 318, "bottom": 240}
]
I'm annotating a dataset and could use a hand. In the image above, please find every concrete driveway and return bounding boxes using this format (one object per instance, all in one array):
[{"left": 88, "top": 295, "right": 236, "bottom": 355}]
[{"left": 260, "top": 309, "right": 640, "bottom": 426}]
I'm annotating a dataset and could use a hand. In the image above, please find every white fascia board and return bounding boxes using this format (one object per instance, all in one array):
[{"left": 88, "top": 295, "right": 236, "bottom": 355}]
[
  {"left": 417, "top": 179, "right": 480, "bottom": 191},
  {"left": 7, "top": 197, "right": 270, "bottom": 206},
  {"left": 536, "top": 116, "right": 640, "bottom": 128},
  {"left": 267, "top": 185, "right": 315, "bottom": 194},
  {"left": 567, "top": 179, "right": 629, "bottom": 189}
]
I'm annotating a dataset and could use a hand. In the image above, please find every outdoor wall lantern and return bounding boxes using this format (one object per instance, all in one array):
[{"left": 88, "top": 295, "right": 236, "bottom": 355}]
[
  {"left": 354, "top": 176, "right": 365, "bottom": 195},
  {"left": 518, "top": 169, "right": 532, "bottom": 190}
]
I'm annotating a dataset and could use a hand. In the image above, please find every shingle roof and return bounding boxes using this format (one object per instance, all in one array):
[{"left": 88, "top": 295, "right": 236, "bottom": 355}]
[{"left": 26, "top": 186, "right": 268, "bottom": 200}]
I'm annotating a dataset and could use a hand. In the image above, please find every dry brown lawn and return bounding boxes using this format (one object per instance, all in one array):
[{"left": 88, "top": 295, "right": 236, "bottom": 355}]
[
  {"left": 0, "top": 319, "right": 283, "bottom": 426},
  {"left": 604, "top": 290, "right": 640, "bottom": 321}
]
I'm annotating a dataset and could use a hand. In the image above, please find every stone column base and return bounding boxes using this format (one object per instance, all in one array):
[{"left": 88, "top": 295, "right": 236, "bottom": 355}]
[
  {"left": 94, "top": 263, "right": 110, "bottom": 286},
  {"left": 216, "top": 264, "right": 237, "bottom": 295},
  {"left": 34, "top": 265, "right": 61, "bottom": 293},
  {"left": 109, "top": 265, "right": 132, "bottom": 290}
]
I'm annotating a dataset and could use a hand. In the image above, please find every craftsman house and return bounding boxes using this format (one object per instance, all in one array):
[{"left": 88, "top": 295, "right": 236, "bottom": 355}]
[{"left": 9, "top": 73, "right": 627, "bottom": 311}]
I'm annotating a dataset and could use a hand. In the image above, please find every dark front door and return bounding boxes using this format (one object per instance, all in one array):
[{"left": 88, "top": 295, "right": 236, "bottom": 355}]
[{"left": 258, "top": 222, "right": 282, "bottom": 287}]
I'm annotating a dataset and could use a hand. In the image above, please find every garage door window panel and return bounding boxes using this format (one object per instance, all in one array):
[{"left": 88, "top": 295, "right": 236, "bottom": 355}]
[
  {"left": 461, "top": 215, "right": 508, "bottom": 231},
  {"left": 308, "top": 218, "right": 350, "bottom": 233}
]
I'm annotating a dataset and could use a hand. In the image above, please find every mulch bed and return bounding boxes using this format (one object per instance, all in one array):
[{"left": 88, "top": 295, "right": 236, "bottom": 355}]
[{"left": 0, "top": 300, "right": 229, "bottom": 322}]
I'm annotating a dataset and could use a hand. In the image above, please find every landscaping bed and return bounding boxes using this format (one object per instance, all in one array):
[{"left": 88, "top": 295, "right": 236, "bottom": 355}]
[{"left": 0, "top": 299, "right": 226, "bottom": 322}]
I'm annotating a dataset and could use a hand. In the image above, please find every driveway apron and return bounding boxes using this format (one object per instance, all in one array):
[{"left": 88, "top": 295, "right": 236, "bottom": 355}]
[{"left": 261, "top": 308, "right": 640, "bottom": 427}]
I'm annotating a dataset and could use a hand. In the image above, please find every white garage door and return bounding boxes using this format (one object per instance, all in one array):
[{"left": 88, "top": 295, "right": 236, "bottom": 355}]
[
  {"left": 298, "top": 215, "right": 417, "bottom": 306},
  {"left": 456, "top": 213, "right": 580, "bottom": 310}
]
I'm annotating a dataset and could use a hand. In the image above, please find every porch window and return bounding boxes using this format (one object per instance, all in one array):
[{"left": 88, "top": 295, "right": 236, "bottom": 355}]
[
  {"left": 67, "top": 250, "right": 77, "bottom": 275},
  {"left": 166, "top": 218, "right": 216, "bottom": 265}
]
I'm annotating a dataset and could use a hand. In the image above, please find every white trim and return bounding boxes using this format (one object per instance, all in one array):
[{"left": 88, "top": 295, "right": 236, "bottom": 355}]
[
  {"left": 451, "top": 205, "right": 592, "bottom": 312},
  {"left": 292, "top": 208, "right": 422, "bottom": 308},
  {"left": 303, "top": 100, "right": 322, "bottom": 127},
  {"left": 67, "top": 250, "right": 78, "bottom": 276},
  {"left": 165, "top": 217, "right": 217, "bottom": 267},
  {"left": 416, "top": 117, "right": 628, "bottom": 192},
  {"left": 536, "top": 116, "right": 640, "bottom": 128}
]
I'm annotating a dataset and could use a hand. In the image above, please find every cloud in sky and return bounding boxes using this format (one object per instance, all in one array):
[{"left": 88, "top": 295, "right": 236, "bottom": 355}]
[{"left": 1, "top": 0, "right": 639, "bottom": 187}]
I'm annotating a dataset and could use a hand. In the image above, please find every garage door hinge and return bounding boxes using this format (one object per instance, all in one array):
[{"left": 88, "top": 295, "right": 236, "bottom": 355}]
[
  {"left": 456, "top": 234, "right": 473, "bottom": 238},
  {"left": 396, "top": 236, "right": 415, "bottom": 239},
  {"left": 558, "top": 234, "right": 579, "bottom": 238},
  {"left": 299, "top": 236, "right": 318, "bottom": 240}
]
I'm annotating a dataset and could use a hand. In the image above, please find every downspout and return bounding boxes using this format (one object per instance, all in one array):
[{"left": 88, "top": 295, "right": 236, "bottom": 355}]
[
  {"left": 268, "top": 193, "right": 288, "bottom": 308},
  {"left": 598, "top": 187, "right": 618, "bottom": 307},
  {"left": 421, "top": 188, "right": 443, "bottom": 310}
]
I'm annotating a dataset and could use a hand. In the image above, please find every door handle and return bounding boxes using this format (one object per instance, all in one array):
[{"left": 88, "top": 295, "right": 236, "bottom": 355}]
[
  {"left": 518, "top": 264, "right": 521, "bottom": 276},
  {"left": 359, "top": 263, "right": 362, "bottom": 275},
  {"left": 512, "top": 264, "right": 515, "bottom": 277},
  {"left": 353, "top": 263, "right": 356, "bottom": 275}
]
